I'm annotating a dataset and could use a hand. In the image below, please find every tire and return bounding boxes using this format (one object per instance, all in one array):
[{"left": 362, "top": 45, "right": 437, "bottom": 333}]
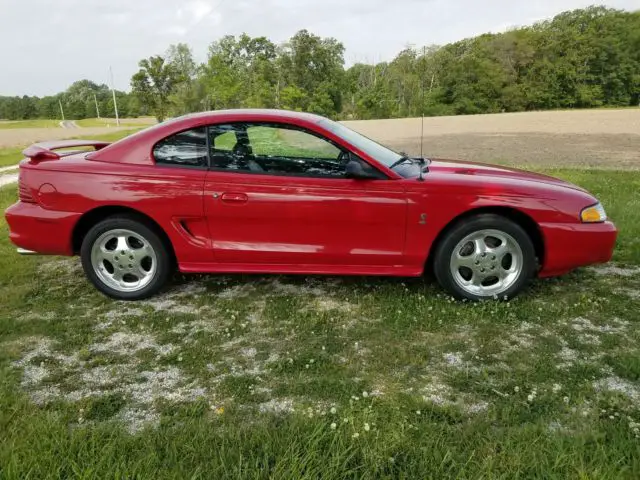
[
  {"left": 80, "top": 215, "right": 172, "bottom": 300},
  {"left": 433, "top": 214, "right": 536, "bottom": 301}
]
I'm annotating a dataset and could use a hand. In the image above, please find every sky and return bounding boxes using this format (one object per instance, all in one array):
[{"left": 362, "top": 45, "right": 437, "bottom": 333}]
[{"left": 0, "top": 0, "right": 639, "bottom": 96}]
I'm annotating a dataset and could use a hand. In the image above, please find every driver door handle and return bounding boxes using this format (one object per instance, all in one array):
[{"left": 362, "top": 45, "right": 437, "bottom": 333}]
[{"left": 220, "top": 192, "right": 248, "bottom": 204}]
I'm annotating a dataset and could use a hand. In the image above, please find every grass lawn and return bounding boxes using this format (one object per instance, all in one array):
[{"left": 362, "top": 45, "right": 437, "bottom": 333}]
[
  {"left": 1, "top": 170, "right": 640, "bottom": 478},
  {"left": 75, "top": 118, "right": 153, "bottom": 128},
  {"left": 0, "top": 120, "right": 62, "bottom": 129}
]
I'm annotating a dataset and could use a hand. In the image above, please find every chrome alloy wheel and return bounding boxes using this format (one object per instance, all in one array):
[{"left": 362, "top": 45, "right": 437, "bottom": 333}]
[
  {"left": 90, "top": 228, "right": 157, "bottom": 293},
  {"left": 449, "top": 229, "right": 524, "bottom": 297}
]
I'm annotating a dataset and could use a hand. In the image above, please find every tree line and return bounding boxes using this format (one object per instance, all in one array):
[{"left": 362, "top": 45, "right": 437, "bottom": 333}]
[
  {"left": 1, "top": 6, "right": 638, "bottom": 122},
  {"left": 0, "top": 80, "right": 139, "bottom": 121}
]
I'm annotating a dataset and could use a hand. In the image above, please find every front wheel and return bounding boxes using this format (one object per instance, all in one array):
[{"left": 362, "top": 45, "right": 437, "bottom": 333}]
[
  {"left": 433, "top": 214, "right": 537, "bottom": 301},
  {"left": 80, "top": 216, "right": 172, "bottom": 300}
]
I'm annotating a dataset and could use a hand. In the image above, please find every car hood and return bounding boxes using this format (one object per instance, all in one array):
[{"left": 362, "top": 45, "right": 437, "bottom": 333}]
[{"left": 425, "top": 159, "right": 588, "bottom": 192}]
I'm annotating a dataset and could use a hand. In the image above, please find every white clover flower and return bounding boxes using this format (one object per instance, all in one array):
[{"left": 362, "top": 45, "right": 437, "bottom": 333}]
[
  {"left": 364, "top": 423, "right": 370, "bottom": 432},
  {"left": 330, "top": 423, "right": 337, "bottom": 430},
  {"left": 552, "top": 384, "right": 562, "bottom": 394},
  {"left": 514, "top": 386, "right": 520, "bottom": 393},
  {"left": 343, "top": 418, "right": 349, "bottom": 423},
  {"left": 563, "top": 396, "right": 569, "bottom": 404},
  {"left": 416, "top": 410, "right": 421, "bottom": 415},
  {"left": 330, "top": 407, "right": 337, "bottom": 415},
  {"left": 362, "top": 391, "right": 369, "bottom": 398},
  {"left": 527, "top": 394, "right": 534, "bottom": 402},
  {"left": 352, "top": 432, "right": 360, "bottom": 439}
]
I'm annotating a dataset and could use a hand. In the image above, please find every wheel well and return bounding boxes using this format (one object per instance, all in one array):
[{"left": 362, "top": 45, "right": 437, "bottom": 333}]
[
  {"left": 72, "top": 206, "right": 176, "bottom": 261},
  {"left": 426, "top": 207, "right": 545, "bottom": 272}
]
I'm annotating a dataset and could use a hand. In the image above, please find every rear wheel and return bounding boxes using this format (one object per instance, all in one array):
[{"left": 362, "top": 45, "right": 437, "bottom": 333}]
[
  {"left": 433, "top": 214, "right": 536, "bottom": 301},
  {"left": 80, "top": 216, "right": 172, "bottom": 300}
]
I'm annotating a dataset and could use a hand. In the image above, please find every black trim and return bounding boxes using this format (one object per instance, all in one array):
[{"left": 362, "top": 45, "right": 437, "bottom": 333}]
[
  {"left": 204, "top": 124, "right": 212, "bottom": 169},
  {"left": 207, "top": 166, "right": 370, "bottom": 180}
]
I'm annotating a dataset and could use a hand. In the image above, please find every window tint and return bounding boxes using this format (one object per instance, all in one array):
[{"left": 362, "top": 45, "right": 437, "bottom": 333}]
[
  {"left": 153, "top": 128, "right": 207, "bottom": 167},
  {"left": 209, "top": 123, "right": 366, "bottom": 178}
]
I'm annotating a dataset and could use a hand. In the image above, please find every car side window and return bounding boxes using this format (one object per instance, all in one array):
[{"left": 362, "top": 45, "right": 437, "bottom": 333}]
[
  {"left": 153, "top": 127, "right": 208, "bottom": 168},
  {"left": 208, "top": 123, "right": 381, "bottom": 178}
]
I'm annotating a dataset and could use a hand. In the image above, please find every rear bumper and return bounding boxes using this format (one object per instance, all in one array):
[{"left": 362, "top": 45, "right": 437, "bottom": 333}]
[
  {"left": 539, "top": 220, "right": 617, "bottom": 277},
  {"left": 4, "top": 201, "right": 80, "bottom": 256}
]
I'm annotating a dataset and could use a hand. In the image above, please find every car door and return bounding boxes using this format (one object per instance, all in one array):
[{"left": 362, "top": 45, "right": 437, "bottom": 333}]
[
  {"left": 203, "top": 122, "right": 408, "bottom": 268},
  {"left": 147, "top": 127, "right": 212, "bottom": 266}
]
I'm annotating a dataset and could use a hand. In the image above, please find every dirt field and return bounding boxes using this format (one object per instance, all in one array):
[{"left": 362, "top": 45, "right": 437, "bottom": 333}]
[
  {"left": 1, "top": 109, "right": 638, "bottom": 169},
  {"left": 344, "top": 108, "right": 640, "bottom": 169}
]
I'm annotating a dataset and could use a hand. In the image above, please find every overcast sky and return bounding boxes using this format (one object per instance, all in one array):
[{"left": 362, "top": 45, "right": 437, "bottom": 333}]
[{"left": 1, "top": 0, "right": 639, "bottom": 96}]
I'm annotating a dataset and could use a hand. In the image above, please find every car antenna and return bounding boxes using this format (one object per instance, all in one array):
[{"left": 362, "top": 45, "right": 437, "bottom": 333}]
[{"left": 417, "top": 45, "right": 427, "bottom": 182}]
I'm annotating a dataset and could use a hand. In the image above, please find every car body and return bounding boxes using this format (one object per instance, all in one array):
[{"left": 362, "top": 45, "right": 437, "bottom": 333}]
[{"left": 5, "top": 109, "right": 617, "bottom": 300}]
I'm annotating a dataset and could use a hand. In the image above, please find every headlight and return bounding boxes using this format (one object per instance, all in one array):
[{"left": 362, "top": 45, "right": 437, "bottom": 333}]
[{"left": 580, "top": 203, "right": 607, "bottom": 223}]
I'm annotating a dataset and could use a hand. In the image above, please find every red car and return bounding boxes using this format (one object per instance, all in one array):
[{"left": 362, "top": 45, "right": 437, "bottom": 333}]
[{"left": 5, "top": 109, "right": 617, "bottom": 301}]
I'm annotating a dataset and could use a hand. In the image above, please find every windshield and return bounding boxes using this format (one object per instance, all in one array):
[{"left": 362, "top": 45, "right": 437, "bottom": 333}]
[{"left": 318, "top": 118, "right": 403, "bottom": 168}]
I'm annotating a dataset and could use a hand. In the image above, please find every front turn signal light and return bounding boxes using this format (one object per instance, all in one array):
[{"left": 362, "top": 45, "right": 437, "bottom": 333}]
[{"left": 581, "top": 203, "right": 607, "bottom": 223}]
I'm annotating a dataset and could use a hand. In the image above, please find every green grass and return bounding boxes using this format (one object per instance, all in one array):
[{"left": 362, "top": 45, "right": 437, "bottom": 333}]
[
  {"left": 0, "top": 119, "right": 62, "bottom": 129},
  {"left": 0, "top": 147, "right": 23, "bottom": 168},
  {"left": 75, "top": 118, "right": 154, "bottom": 128},
  {"left": 213, "top": 126, "right": 340, "bottom": 159},
  {"left": 0, "top": 129, "right": 141, "bottom": 167},
  {"left": 1, "top": 170, "right": 640, "bottom": 478}
]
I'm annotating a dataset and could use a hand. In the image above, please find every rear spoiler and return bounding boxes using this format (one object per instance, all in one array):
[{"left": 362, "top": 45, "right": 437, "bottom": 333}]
[{"left": 22, "top": 140, "right": 110, "bottom": 162}]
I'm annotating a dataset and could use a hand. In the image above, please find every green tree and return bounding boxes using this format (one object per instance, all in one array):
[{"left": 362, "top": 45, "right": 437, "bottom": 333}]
[{"left": 131, "top": 56, "right": 179, "bottom": 121}]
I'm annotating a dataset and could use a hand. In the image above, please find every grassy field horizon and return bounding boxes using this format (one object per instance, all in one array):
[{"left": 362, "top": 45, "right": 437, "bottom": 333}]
[{"left": 0, "top": 109, "right": 638, "bottom": 169}]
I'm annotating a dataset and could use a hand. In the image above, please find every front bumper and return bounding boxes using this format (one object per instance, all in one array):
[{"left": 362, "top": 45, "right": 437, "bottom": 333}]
[
  {"left": 4, "top": 201, "right": 80, "bottom": 256},
  {"left": 539, "top": 220, "right": 617, "bottom": 277}
]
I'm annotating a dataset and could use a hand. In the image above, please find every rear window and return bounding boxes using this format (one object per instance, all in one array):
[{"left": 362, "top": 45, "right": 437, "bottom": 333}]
[{"left": 153, "top": 128, "right": 208, "bottom": 167}]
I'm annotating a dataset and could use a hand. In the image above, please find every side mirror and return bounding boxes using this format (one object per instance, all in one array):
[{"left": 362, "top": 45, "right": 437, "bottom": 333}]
[{"left": 345, "top": 159, "right": 379, "bottom": 180}]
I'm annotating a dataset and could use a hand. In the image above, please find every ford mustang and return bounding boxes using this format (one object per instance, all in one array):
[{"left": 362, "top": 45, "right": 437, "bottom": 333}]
[{"left": 5, "top": 109, "right": 617, "bottom": 301}]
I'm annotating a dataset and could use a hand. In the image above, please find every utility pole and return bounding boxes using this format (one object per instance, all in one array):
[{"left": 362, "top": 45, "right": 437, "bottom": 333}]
[
  {"left": 93, "top": 93, "right": 101, "bottom": 119},
  {"left": 109, "top": 66, "right": 120, "bottom": 126},
  {"left": 58, "top": 99, "right": 65, "bottom": 121}
]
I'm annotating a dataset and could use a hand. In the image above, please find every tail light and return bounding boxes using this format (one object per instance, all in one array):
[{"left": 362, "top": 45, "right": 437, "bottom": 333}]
[{"left": 18, "top": 172, "right": 36, "bottom": 203}]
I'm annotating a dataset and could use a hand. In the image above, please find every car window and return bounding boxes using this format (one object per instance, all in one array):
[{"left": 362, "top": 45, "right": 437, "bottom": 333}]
[
  {"left": 247, "top": 125, "right": 340, "bottom": 160},
  {"left": 209, "top": 123, "right": 358, "bottom": 178},
  {"left": 153, "top": 127, "right": 208, "bottom": 168}
]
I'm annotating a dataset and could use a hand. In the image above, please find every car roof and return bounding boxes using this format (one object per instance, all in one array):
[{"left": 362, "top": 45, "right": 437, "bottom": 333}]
[{"left": 168, "top": 109, "right": 327, "bottom": 125}]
